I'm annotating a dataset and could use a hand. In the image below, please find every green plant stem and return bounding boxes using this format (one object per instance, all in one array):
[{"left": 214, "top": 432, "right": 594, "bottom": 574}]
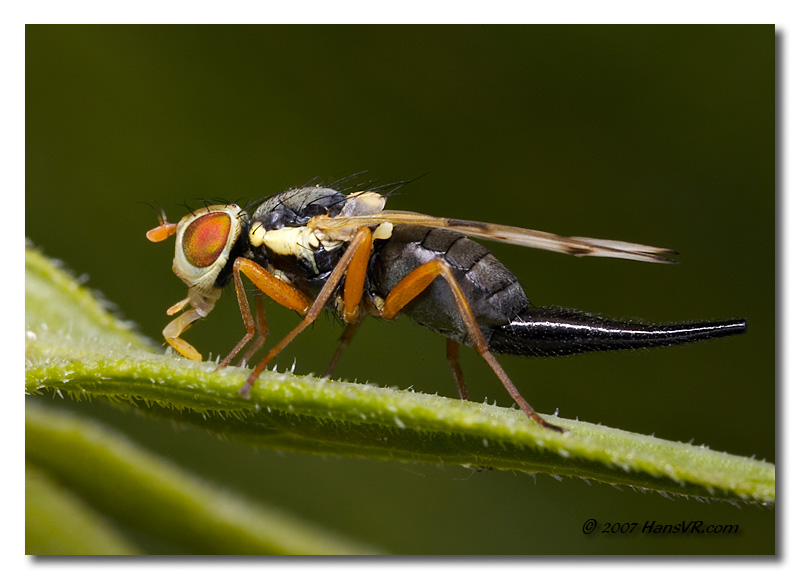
[
  {"left": 26, "top": 403, "right": 377, "bottom": 555},
  {"left": 25, "top": 246, "right": 775, "bottom": 506}
]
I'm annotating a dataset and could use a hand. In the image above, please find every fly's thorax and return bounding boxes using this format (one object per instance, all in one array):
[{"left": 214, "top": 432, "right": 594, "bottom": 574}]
[
  {"left": 245, "top": 186, "right": 346, "bottom": 276},
  {"left": 235, "top": 186, "right": 397, "bottom": 291},
  {"left": 248, "top": 214, "right": 394, "bottom": 279},
  {"left": 248, "top": 222, "right": 344, "bottom": 275},
  {"left": 171, "top": 204, "right": 245, "bottom": 301},
  {"left": 250, "top": 186, "right": 347, "bottom": 229}
]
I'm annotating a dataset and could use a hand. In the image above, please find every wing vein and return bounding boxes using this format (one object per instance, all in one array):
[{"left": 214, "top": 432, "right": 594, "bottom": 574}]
[{"left": 310, "top": 211, "right": 677, "bottom": 264}]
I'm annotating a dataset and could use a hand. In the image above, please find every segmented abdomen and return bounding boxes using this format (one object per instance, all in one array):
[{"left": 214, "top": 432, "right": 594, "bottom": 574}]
[{"left": 369, "top": 225, "right": 530, "bottom": 346}]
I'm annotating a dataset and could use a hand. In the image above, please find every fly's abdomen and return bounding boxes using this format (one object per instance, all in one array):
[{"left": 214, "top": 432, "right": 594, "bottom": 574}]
[
  {"left": 489, "top": 306, "right": 748, "bottom": 356},
  {"left": 370, "top": 225, "right": 529, "bottom": 344}
]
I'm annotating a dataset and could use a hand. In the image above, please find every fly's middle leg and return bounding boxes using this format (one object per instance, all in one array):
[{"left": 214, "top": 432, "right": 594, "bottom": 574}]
[
  {"left": 240, "top": 227, "right": 374, "bottom": 398},
  {"left": 324, "top": 319, "right": 363, "bottom": 378},
  {"left": 321, "top": 220, "right": 372, "bottom": 376},
  {"left": 446, "top": 339, "right": 469, "bottom": 400},
  {"left": 379, "top": 259, "right": 564, "bottom": 432},
  {"left": 240, "top": 292, "right": 268, "bottom": 366},
  {"left": 219, "top": 256, "right": 312, "bottom": 371}
]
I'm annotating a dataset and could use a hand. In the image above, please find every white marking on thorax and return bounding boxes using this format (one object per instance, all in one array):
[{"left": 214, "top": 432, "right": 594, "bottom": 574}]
[
  {"left": 340, "top": 191, "right": 386, "bottom": 216},
  {"left": 249, "top": 222, "right": 345, "bottom": 274},
  {"left": 373, "top": 221, "right": 393, "bottom": 240}
]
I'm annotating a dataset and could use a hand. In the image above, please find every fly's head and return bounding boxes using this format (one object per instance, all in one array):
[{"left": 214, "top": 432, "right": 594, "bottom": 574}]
[{"left": 147, "top": 204, "right": 246, "bottom": 311}]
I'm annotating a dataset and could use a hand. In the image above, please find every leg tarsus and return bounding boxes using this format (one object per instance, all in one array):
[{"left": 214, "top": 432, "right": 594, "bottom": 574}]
[
  {"left": 163, "top": 308, "right": 205, "bottom": 361},
  {"left": 238, "top": 382, "right": 252, "bottom": 399},
  {"left": 478, "top": 345, "right": 564, "bottom": 432}
]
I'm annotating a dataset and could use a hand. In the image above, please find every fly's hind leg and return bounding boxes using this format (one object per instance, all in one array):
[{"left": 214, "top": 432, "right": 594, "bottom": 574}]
[{"left": 380, "top": 260, "right": 563, "bottom": 433}]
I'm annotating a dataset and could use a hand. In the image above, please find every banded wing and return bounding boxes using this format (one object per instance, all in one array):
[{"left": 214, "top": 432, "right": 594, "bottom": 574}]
[{"left": 311, "top": 210, "right": 678, "bottom": 264}]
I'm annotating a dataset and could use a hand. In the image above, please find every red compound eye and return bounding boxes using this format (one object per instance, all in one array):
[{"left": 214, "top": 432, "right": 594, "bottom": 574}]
[{"left": 182, "top": 212, "right": 232, "bottom": 268}]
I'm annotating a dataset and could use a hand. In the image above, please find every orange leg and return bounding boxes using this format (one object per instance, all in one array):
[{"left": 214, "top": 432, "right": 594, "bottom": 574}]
[
  {"left": 322, "top": 237, "right": 372, "bottom": 376},
  {"left": 239, "top": 291, "right": 268, "bottom": 366},
  {"left": 239, "top": 227, "right": 374, "bottom": 398},
  {"left": 342, "top": 226, "right": 372, "bottom": 323},
  {"left": 380, "top": 260, "right": 562, "bottom": 432},
  {"left": 219, "top": 257, "right": 312, "bottom": 369}
]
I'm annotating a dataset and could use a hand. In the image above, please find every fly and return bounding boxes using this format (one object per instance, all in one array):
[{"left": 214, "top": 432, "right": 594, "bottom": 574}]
[{"left": 146, "top": 186, "right": 747, "bottom": 433}]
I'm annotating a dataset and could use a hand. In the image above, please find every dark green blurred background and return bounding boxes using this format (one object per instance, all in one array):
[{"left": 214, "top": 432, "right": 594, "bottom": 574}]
[{"left": 26, "top": 25, "right": 774, "bottom": 554}]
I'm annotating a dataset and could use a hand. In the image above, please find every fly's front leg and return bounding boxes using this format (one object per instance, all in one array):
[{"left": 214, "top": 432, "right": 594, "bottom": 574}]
[
  {"left": 219, "top": 257, "right": 312, "bottom": 369},
  {"left": 161, "top": 291, "right": 221, "bottom": 361},
  {"left": 241, "top": 227, "right": 374, "bottom": 398},
  {"left": 380, "top": 260, "right": 563, "bottom": 433},
  {"left": 162, "top": 307, "right": 207, "bottom": 361}
]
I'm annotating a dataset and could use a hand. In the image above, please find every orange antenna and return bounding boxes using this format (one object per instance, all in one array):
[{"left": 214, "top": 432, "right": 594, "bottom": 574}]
[
  {"left": 146, "top": 222, "right": 177, "bottom": 242},
  {"left": 146, "top": 208, "right": 178, "bottom": 242}
]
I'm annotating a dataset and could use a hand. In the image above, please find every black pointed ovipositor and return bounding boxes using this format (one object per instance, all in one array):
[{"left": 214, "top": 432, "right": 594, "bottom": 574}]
[{"left": 488, "top": 306, "right": 748, "bottom": 357}]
